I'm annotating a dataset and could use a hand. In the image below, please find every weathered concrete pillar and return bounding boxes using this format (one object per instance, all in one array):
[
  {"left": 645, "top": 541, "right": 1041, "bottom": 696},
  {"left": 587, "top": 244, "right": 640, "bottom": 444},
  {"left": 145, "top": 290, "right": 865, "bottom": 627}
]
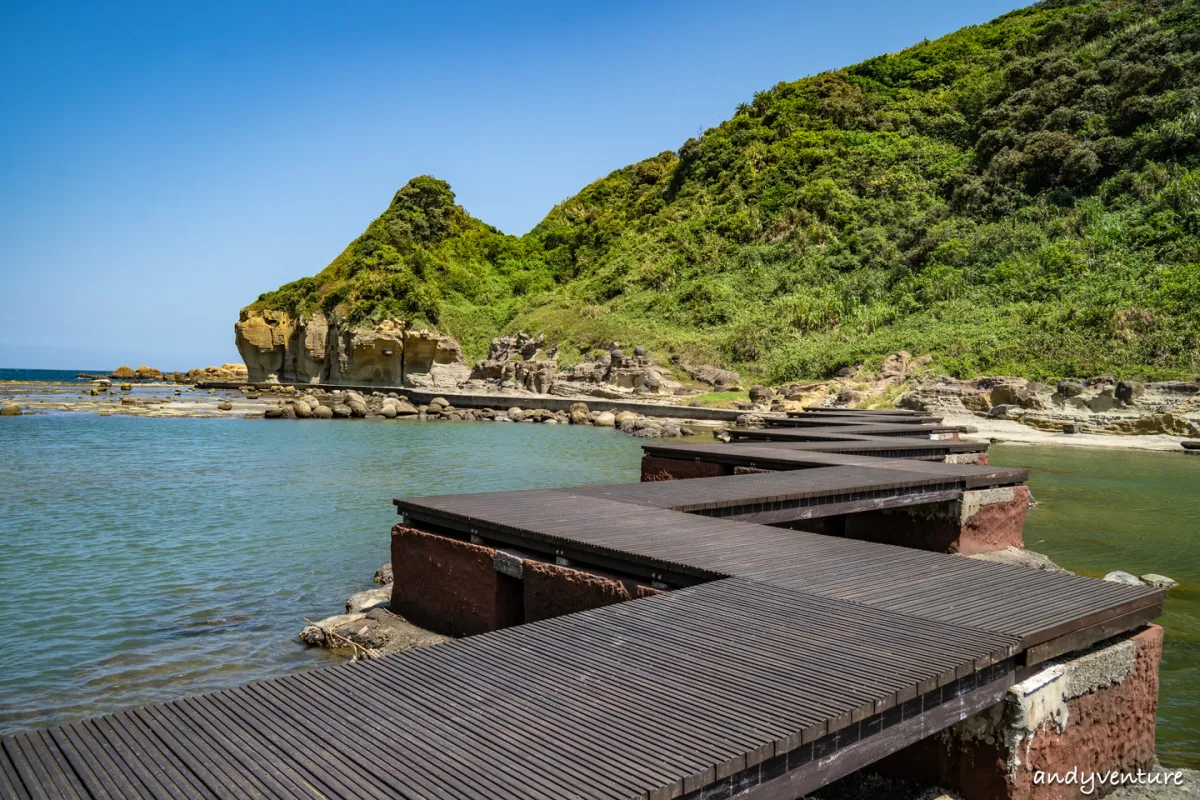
[
  {"left": 523, "top": 561, "right": 662, "bottom": 623},
  {"left": 842, "top": 486, "right": 1028, "bottom": 554},
  {"left": 389, "top": 525, "right": 522, "bottom": 636},
  {"left": 391, "top": 525, "right": 663, "bottom": 635},
  {"left": 641, "top": 455, "right": 732, "bottom": 481},
  {"left": 875, "top": 625, "right": 1163, "bottom": 800}
]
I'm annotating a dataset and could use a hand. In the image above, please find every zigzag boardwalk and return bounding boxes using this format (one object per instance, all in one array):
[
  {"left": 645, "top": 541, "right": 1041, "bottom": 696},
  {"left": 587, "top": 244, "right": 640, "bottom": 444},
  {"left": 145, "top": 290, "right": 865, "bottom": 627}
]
[{"left": 2, "top": 409, "right": 1165, "bottom": 799}]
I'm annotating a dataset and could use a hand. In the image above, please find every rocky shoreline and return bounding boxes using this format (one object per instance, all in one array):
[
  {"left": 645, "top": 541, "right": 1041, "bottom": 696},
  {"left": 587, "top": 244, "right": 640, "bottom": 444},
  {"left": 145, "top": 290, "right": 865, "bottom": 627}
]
[
  {"left": 258, "top": 388, "right": 702, "bottom": 438},
  {"left": 0, "top": 379, "right": 721, "bottom": 438},
  {"left": 5, "top": 345, "right": 1200, "bottom": 453}
]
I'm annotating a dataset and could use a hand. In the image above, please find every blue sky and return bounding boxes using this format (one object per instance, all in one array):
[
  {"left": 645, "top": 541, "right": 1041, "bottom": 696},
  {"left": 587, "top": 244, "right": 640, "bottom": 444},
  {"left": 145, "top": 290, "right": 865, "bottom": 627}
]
[{"left": 0, "top": 0, "right": 1025, "bottom": 370}]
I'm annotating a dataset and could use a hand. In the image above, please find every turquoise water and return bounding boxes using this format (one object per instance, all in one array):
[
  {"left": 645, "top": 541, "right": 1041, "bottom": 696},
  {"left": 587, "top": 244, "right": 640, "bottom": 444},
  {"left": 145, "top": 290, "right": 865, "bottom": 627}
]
[
  {"left": 0, "top": 414, "right": 643, "bottom": 733},
  {"left": 991, "top": 444, "right": 1200, "bottom": 769},
  {"left": 0, "top": 369, "right": 107, "bottom": 383},
  {"left": 0, "top": 417, "right": 1195, "bottom": 767}
]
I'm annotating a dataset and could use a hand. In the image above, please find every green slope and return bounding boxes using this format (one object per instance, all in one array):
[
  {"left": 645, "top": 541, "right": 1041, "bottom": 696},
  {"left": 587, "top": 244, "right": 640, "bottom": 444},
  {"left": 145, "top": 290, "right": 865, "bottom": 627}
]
[{"left": 249, "top": 0, "right": 1200, "bottom": 381}]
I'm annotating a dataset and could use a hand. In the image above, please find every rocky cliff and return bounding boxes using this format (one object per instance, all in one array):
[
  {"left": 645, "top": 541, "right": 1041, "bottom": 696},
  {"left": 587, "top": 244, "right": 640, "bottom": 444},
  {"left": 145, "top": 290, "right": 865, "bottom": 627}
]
[{"left": 234, "top": 310, "right": 469, "bottom": 387}]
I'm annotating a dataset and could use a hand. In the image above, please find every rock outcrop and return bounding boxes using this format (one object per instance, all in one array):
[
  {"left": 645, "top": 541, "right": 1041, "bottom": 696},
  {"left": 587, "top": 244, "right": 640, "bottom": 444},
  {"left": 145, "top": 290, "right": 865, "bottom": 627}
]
[
  {"left": 465, "top": 335, "right": 685, "bottom": 398},
  {"left": 469, "top": 332, "right": 559, "bottom": 393},
  {"left": 551, "top": 343, "right": 683, "bottom": 398},
  {"left": 235, "top": 310, "right": 469, "bottom": 388}
]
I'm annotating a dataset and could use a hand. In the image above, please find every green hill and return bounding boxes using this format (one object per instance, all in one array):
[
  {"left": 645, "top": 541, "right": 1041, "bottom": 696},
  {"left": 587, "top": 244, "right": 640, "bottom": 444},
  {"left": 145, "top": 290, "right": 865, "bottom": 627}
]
[{"left": 248, "top": 0, "right": 1200, "bottom": 382}]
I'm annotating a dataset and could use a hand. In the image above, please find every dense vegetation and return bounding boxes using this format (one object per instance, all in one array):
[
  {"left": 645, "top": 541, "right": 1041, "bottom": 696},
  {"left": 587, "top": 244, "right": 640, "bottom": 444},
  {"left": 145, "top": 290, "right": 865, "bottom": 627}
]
[{"left": 251, "top": 0, "right": 1200, "bottom": 382}]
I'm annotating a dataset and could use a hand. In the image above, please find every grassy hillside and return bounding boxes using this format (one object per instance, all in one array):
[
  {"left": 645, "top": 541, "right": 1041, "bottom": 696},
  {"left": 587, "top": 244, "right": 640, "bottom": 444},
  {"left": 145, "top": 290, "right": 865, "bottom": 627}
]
[{"left": 250, "top": 0, "right": 1200, "bottom": 382}]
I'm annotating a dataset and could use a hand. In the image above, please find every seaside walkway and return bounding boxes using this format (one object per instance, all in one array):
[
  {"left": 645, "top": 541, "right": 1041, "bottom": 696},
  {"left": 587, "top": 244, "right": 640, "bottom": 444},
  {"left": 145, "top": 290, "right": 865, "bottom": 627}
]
[{"left": 2, "top": 410, "right": 1165, "bottom": 800}]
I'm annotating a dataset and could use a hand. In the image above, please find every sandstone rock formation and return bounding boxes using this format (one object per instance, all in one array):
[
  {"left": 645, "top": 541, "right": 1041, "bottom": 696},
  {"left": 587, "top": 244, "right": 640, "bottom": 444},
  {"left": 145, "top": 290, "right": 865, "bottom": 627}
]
[
  {"left": 235, "top": 310, "right": 469, "bottom": 388},
  {"left": 469, "top": 332, "right": 558, "bottom": 393},
  {"left": 551, "top": 343, "right": 683, "bottom": 398},
  {"left": 183, "top": 364, "right": 249, "bottom": 383}
]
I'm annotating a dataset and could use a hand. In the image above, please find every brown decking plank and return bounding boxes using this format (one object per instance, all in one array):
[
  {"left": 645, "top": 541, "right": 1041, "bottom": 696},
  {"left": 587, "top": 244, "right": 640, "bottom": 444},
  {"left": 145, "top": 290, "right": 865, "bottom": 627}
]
[
  {"left": 289, "top": 662, "right": 610, "bottom": 800},
  {"left": 145, "top": 702, "right": 299, "bottom": 800},
  {"left": 124, "top": 708, "right": 250, "bottom": 800},
  {"left": 189, "top": 690, "right": 396, "bottom": 800}
]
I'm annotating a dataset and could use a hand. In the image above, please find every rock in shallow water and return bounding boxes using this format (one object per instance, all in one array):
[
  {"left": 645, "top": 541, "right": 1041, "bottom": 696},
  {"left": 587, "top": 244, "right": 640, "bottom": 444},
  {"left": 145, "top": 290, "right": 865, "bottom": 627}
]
[
  {"left": 346, "top": 584, "right": 392, "bottom": 614},
  {"left": 0, "top": 404, "right": 21, "bottom": 416},
  {"left": 1140, "top": 573, "right": 1178, "bottom": 589},
  {"left": 1103, "top": 570, "right": 1144, "bottom": 586}
]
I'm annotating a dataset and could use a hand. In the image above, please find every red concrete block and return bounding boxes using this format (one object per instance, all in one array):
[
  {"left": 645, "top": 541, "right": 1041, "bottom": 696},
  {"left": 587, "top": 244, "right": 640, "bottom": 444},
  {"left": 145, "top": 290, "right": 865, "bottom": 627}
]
[
  {"left": 641, "top": 455, "right": 732, "bottom": 481},
  {"left": 877, "top": 625, "right": 1163, "bottom": 800},
  {"left": 842, "top": 486, "right": 1027, "bottom": 554},
  {"left": 390, "top": 525, "right": 522, "bottom": 637},
  {"left": 523, "top": 561, "right": 652, "bottom": 623}
]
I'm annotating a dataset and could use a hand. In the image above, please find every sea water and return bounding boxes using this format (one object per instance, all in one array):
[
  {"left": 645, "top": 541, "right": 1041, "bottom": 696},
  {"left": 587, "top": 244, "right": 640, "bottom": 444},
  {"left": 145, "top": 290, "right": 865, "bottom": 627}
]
[{"left": 0, "top": 415, "right": 1195, "bottom": 766}]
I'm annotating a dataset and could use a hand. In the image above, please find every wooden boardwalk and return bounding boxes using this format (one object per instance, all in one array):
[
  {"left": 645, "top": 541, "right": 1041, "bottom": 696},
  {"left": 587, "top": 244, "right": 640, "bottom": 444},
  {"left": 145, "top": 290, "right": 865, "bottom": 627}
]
[{"left": 2, "top": 410, "right": 1165, "bottom": 800}]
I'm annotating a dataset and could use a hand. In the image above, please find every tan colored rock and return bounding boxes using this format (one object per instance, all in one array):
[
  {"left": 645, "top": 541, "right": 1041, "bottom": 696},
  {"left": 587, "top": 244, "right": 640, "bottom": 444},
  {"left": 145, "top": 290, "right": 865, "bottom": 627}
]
[
  {"left": 234, "top": 310, "right": 468, "bottom": 388},
  {"left": 0, "top": 404, "right": 21, "bottom": 416}
]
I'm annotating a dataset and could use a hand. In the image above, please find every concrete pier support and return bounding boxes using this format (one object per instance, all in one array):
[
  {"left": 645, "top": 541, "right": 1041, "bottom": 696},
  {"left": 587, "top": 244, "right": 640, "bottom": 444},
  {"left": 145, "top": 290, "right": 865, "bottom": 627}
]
[
  {"left": 875, "top": 625, "right": 1163, "bottom": 800},
  {"left": 390, "top": 525, "right": 662, "bottom": 636},
  {"left": 841, "top": 486, "right": 1029, "bottom": 554}
]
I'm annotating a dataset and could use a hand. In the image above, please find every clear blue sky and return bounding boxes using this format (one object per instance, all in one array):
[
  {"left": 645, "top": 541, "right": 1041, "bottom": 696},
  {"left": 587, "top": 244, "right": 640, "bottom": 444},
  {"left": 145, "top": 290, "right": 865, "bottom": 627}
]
[{"left": 0, "top": 0, "right": 1025, "bottom": 370}]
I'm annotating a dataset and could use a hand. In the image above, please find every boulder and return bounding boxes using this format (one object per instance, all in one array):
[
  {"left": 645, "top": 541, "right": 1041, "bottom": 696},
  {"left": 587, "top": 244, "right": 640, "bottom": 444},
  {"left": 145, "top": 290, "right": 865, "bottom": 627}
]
[
  {"left": 1056, "top": 380, "right": 1085, "bottom": 398},
  {"left": 961, "top": 392, "right": 992, "bottom": 413},
  {"left": 313, "top": 404, "right": 334, "bottom": 419},
  {"left": 1103, "top": 570, "right": 1144, "bottom": 586},
  {"left": 347, "top": 399, "right": 368, "bottom": 418},
  {"left": 346, "top": 584, "right": 392, "bottom": 614},
  {"left": 294, "top": 400, "right": 313, "bottom": 418},
  {"left": 0, "top": 404, "right": 21, "bottom": 416},
  {"left": 681, "top": 363, "right": 742, "bottom": 389},
  {"left": 429, "top": 397, "right": 449, "bottom": 408},
  {"left": 263, "top": 408, "right": 282, "bottom": 419},
  {"left": 1140, "top": 574, "right": 1178, "bottom": 590},
  {"left": 880, "top": 351, "right": 911, "bottom": 378},
  {"left": 217, "top": 401, "right": 233, "bottom": 411},
  {"left": 380, "top": 404, "right": 398, "bottom": 419},
  {"left": 989, "top": 383, "right": 1031, "bottom": 407},
  {"left": 393, "top": 400, "right": 419, "bottom": 415},
  {"left": 1115, "top": 380, "right": 1145, "bottom": 404},
  {"left": 837, "top": 389, "right": 862, "bottom": 404},
  {"left": 1182, "top": 440, "right": 1200, "bottom": 451},
  {"left": 374, "top": 563, "right": 393, "bottom": 584},
  {"left": 111, "top": 366, "right": 136, "bottom": 379},
  {"left": 985, "top": 404, "right": 1021, "bottom": 419},
  {"left": 748, "top": 385, "right": 774, "bottom": 403},
  {"left": 569, "top": 402, "right": 589, "bottom": 415},
  {"left": 332, "top": 403, "right": 352, "bottom": 418},
  {"left": 277, "top": 405, "right": 296, "bottom": 420},
  {"left": 507, "top": 407, "right": 524, "bottom": 421},
  {"left": 594, "top": 411, "right": 617, "bottom": 427}
]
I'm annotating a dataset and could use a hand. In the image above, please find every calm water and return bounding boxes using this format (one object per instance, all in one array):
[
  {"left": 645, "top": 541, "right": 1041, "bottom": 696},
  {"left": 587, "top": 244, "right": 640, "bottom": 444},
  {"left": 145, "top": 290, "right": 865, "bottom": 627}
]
[
  {"left": 0, "top": 368, "right": 106, "bottom": 382},
  {"left": 991, "top": 444, "right": 1200, "bottom": 768},
  {"left": 0, "top": 418, "right": 1195, "bottom": 767},
  {"left": 0, "top": 414, "right": 643, "bottom": 732}
]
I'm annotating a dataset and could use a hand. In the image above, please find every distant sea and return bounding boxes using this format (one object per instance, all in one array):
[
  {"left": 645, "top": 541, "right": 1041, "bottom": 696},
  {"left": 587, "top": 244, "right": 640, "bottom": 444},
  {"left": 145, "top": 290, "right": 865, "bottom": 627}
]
[{"left": 0, "top": 368, "right": 108, "bottom": 382}]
